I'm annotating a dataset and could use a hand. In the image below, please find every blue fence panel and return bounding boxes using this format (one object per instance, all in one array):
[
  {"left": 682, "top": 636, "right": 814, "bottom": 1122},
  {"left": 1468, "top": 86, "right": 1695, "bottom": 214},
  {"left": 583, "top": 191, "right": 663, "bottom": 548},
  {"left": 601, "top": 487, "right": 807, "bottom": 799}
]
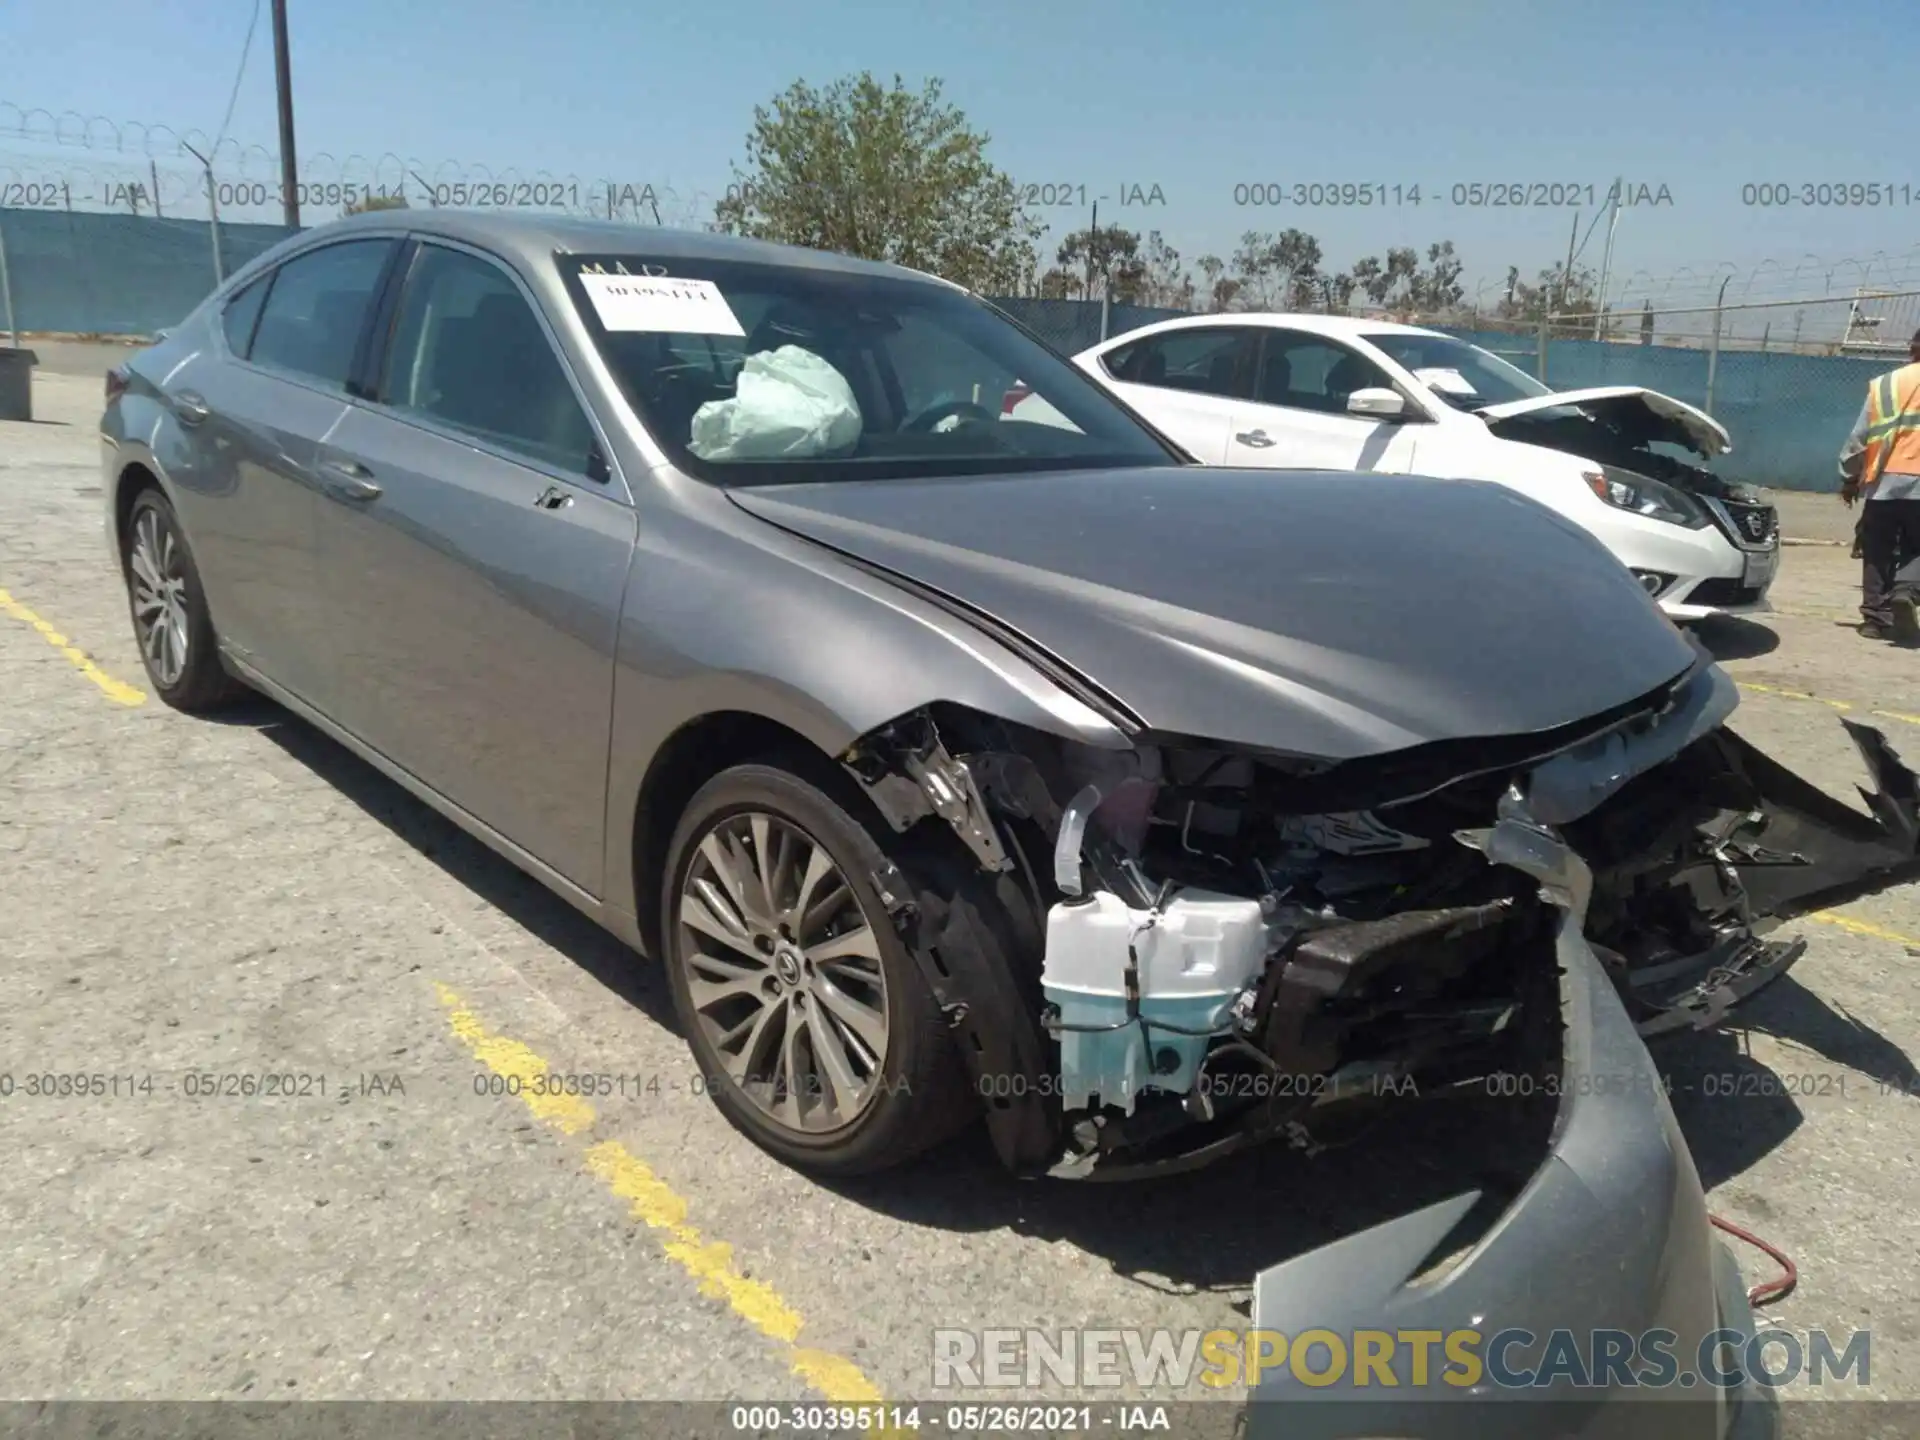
[
  {"left": 0, "top": 207, "right": 299, "bottom": 336},
  {"left": 1435, "top": 326, "right": 1884, "bottom": 492},
  {"left": 986, "top": 297, "right": 1190, "bottom": 356},
  {"left": 1, "top": 208, "right": 1895, "bottom": 492}
]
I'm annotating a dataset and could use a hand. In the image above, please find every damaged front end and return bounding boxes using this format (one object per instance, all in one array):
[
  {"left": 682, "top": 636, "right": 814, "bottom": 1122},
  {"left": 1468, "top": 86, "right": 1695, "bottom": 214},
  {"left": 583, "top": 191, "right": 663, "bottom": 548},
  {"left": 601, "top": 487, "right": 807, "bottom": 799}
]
[
  {"left": 1479, "top": 387, "right": 1781, "bottom": 548},
  {"left": 840, "top": 651, "right": 1920, "bottom": 1180}
]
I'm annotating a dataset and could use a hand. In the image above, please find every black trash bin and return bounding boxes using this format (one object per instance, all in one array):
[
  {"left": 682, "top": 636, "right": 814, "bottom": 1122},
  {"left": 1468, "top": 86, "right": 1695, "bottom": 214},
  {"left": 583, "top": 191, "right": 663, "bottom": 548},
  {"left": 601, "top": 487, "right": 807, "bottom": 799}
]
[{"left": 0, "top": 346, "right": 36, "bottom": 422}]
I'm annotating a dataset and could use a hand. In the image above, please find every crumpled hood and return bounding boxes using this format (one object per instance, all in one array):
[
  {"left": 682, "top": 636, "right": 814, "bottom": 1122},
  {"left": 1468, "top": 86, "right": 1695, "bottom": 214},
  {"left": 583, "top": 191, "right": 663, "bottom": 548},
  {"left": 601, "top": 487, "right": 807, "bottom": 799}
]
[
  {"left": 1478, "top": 385, "right": 1732, "bottom": 457},
  {"left": 729, "top": 467, "right": 1697, "bottom": 760}
]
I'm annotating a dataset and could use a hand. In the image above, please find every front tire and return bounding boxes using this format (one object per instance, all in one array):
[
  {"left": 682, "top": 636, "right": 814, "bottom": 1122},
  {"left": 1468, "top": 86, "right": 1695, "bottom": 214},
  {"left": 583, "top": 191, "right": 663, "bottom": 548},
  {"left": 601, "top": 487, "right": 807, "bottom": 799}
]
[
  {"left": 121, "top": 487, "right": 245, "bottom": 712},
  {"left": 661, "top": 760, "right": 971, "bottom": 1175}
]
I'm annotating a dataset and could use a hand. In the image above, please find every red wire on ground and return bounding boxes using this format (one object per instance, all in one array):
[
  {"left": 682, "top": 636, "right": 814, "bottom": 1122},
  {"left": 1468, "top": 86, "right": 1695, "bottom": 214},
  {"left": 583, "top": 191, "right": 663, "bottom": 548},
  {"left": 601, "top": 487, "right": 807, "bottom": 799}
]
[{"left": 1709, "top": 1213, "right": 1799, "bottom": 1307}]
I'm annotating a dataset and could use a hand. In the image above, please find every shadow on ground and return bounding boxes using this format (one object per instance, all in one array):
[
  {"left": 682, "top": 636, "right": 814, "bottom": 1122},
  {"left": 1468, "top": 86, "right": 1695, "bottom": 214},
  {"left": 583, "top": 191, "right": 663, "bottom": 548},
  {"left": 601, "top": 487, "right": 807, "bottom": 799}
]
[
  {"left": 1656, "top": 970, "right": 1920, "bottom": 1192},
  {"left": 1690, "top": 614, "right": 1781, "bottom": 662},
  {"left": 241, "top": 700, "right": 673, "bottom": 1032},
  {"left": 246, "top": 697, "right": 1917, "bottom": 1297}
]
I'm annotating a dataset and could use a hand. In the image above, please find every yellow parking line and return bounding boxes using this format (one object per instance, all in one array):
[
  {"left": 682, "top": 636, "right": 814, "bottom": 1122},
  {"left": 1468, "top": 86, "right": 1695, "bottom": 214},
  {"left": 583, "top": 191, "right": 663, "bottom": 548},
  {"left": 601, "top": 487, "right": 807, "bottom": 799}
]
[
  {"left": 1767, "top": 604, "right": 1856, "bottom": 623},
  {"left": 1736, "top": 681, "right": 1851, "bottom": 711},
  {"left": 1736, "top": 680, "right": 1920, "bottom": 731},
  {"left": 0, "top": 585, "right": 145, "bottom": 706},
  {"left": 1807, "top": 911, "right": 1920, "bottom": 948},
  {"left": 434, "top": 983, "right": 884, "bottom": 1406}
]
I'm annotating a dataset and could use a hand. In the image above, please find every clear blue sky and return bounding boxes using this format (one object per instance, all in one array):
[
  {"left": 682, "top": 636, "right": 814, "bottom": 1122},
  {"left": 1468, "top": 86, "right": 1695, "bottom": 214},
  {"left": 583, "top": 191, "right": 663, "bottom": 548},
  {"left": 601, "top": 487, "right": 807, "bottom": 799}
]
[{"left": 4, "top": 0, "right": 1915, "bottom": 304}]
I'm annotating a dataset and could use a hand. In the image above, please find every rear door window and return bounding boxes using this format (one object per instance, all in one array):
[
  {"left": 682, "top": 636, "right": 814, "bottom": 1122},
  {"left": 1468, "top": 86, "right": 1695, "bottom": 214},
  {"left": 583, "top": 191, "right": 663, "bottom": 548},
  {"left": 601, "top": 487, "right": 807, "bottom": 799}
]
[
  {"left": 220, "top": 274, "right": 271, "bottom": 358},
  {"left": 1103, "top": 328, "right": 1259, "bottom": 400},
  {"left": 247, "top": 239, "right": 397, "bottom": 391}
]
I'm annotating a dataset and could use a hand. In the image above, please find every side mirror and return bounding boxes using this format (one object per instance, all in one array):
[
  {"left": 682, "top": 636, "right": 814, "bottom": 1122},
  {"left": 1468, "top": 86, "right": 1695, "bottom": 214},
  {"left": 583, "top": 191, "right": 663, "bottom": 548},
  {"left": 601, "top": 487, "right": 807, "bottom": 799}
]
[{"left": 1346, "top": 387, "right": 1406, "bottom": 419}]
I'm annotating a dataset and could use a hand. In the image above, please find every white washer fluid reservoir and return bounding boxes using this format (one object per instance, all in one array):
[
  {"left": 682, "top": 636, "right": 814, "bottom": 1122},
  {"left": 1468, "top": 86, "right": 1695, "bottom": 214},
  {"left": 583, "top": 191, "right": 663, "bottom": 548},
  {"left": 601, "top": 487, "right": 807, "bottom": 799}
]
[{"left": 1042, "top": 889, "right": 1271, "bottom": 1114}]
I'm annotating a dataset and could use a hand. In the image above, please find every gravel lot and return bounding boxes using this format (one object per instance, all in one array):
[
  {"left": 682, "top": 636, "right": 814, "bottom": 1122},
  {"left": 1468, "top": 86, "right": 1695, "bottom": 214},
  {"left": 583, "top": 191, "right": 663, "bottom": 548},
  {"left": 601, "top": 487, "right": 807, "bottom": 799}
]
[{"left": 4, "top": 362, "right": 1918, "bottom": 1424}]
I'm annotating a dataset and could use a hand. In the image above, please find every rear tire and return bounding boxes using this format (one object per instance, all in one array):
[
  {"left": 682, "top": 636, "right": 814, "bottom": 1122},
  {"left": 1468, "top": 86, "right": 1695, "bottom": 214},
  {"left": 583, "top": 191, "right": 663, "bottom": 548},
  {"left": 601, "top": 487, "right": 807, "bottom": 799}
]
[
  {"left": 121, "top": 487, "right": 245, "bottom": 712},
  {"left": 660, "top": 759, "right": 974, "bottom": 1175}
]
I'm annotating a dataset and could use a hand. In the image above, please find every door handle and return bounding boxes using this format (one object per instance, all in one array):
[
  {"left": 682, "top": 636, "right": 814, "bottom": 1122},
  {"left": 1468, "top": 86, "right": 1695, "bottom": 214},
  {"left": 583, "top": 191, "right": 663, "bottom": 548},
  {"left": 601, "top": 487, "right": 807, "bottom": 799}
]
[
  {"left": 173, "top": 391, "right": 210, "bottom": 426},
  {"left": 1234, "top": 429, "right": 1275, "bottom": 448},
  {"left": 318, "top": 457, "right": 383, "bottom": 502},
  {"left": 534, "top": 484, "right": 573, "bottom": 511}
]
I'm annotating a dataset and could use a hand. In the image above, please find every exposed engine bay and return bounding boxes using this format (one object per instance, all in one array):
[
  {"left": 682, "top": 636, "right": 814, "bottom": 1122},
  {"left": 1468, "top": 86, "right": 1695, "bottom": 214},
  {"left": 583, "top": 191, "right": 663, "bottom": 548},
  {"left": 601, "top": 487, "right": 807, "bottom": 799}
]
[
  {"left": 1480, "top": 387, "right": 1778, "bottom": 519},
  {"left": 1491, "top": 404, "right": 1760, "bottom": 504},
  {"left": 839, "top": 653, "right": 1920, "bottom": 1180}
]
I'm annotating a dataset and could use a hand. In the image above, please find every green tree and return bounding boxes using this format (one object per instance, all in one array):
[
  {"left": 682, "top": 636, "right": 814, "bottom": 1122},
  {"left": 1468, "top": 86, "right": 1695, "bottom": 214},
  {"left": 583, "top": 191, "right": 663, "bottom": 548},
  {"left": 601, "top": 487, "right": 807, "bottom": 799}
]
[
  {"left": 1196, "top": 254, "right": 1236, "bottom": 312},
  {"left": 1055, "top": 224, "right": 1145, "bottom": 300},
  {"left": 1037, "top": 267, "right": 1080, "bottom": 299},
  {"left": 1227, "top": 229, "right": 1323, "bottom": 309},
  {"left": 1137, "top": 231, "right": 1195, "bottom": 308},
  {"left": 1351, "top": 255, "right": 1385, "bottom": 305},
  {"left": 712, "top": 72, "right": 1039, "bottom": 293},
  {"left": 1408, "top": 241, "right": 1464, "bottom": 312},
  {"left": 1311, "top": 270, "right": 1357, "bottom": 313},
  {"left": 1500, "top": 262, "right": 1598, "bottom": 324},
  {"left": 1380, "top": 247, "right": 1421, "bottom": 306}
]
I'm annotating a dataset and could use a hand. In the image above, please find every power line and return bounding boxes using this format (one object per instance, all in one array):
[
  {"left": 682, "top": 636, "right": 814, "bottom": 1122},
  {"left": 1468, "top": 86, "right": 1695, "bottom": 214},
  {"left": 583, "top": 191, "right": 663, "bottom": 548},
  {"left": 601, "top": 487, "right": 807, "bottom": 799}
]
[{"left": 212, "top": 0, "right": 264, "bottom": 151}]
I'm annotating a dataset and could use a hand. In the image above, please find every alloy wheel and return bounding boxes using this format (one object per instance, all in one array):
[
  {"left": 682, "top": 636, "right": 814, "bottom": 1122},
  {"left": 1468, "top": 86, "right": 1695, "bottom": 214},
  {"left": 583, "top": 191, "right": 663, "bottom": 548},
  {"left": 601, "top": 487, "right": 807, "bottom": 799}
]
[
  {"left": 129, "top": 506, "right": 191, "bottom": 688},
  {"left": 676, "top": 811, "right": 892, "bottom": 1134}
]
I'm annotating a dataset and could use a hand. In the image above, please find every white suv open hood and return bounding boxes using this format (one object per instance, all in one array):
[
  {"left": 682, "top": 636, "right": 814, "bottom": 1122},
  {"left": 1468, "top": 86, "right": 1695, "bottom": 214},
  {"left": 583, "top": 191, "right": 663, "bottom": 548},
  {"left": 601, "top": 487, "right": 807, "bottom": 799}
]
[{"left": 1477, "top": 386, "right": 1732, "bottom": 457}]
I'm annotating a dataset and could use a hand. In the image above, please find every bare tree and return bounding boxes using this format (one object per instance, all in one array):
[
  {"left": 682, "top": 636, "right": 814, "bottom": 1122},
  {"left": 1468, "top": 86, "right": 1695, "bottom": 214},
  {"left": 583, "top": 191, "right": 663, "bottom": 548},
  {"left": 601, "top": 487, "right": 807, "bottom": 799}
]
[{"left": 1137, "top": 231, "right": 1195, "bottom": 308}]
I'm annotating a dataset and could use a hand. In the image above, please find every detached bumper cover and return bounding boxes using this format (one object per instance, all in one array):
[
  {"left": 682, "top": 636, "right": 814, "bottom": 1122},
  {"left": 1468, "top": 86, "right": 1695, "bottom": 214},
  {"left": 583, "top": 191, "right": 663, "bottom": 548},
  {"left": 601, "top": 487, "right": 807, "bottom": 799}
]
[
  {"left": 1246, "top": 929, "right": 1776, "bottom": 1439},
  {"left": 1724, "top": 719, "right": 1920, "bottom": 924},
  {"left": 1629, "top": 717, "right": 1920, "bottom": 1035}
]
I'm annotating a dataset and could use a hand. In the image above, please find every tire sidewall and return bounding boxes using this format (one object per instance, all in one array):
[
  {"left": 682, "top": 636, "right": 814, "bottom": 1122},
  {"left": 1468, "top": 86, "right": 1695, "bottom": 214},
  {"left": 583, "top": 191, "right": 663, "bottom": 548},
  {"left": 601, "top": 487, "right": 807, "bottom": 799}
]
[
  {"left": 660, "top": 761, "right": 956, "bottom": 1173},
  {"left": 123, "top": 488, "right": 225, "bottom": 707}
]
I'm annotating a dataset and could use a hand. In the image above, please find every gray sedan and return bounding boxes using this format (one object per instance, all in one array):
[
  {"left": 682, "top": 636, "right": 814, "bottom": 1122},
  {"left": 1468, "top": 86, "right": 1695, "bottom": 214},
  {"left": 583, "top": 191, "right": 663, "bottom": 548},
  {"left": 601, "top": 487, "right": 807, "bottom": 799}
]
[{"left": 103, "top": 210, "right": 1907, "bottom": 1430}]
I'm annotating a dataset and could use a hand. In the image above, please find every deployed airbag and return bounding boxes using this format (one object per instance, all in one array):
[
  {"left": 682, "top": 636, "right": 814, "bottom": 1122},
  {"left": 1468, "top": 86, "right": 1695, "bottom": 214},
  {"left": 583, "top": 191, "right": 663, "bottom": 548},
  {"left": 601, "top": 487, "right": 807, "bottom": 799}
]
[{"left": 688, "top": 345, "right": 862, "bottom": 460}]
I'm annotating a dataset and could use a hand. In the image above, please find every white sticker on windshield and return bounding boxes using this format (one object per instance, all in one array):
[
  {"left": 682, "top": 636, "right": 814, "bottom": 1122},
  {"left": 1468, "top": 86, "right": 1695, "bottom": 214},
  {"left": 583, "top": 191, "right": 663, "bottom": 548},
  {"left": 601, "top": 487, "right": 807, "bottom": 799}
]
[
  {"left": 1414, "top": 366, "right": 1478, "bottom": 397},
  {"left": 580, "top": 272, "right": 745, "bottom": 336}
]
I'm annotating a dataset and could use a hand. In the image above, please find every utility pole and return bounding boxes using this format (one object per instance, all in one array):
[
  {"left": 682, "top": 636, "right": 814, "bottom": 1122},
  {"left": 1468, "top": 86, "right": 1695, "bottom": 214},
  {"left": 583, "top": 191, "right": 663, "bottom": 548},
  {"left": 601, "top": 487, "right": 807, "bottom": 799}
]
[
  {"left": 1084, "top": 199, "right": 1099, "bottom": 301},
  {"left": 184, "top": 142, "right": 226, "bottom": 285},
  {"left": 1558, "top": 209, "right": 1579, "bottom": 330},
  {"left": 272, "top": 0, "right": 301, "bottom": 227}
]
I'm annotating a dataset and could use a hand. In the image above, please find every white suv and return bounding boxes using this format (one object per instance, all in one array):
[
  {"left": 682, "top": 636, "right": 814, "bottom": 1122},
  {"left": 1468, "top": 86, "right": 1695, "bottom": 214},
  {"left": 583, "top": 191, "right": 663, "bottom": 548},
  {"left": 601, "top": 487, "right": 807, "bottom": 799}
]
[{"left": 1039, "top": 313, "right": 1778, "bottom": 620}]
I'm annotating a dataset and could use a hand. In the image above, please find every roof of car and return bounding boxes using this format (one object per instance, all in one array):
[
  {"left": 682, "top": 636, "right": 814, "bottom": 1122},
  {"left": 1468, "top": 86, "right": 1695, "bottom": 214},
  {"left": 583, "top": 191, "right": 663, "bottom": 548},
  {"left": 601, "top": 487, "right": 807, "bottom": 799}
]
[
  {"left": 312, "top": 208, "right": 955, "bottom": 286},
  {"left": 1091, "top": 311, "right": 1451, "bottom": 346}
]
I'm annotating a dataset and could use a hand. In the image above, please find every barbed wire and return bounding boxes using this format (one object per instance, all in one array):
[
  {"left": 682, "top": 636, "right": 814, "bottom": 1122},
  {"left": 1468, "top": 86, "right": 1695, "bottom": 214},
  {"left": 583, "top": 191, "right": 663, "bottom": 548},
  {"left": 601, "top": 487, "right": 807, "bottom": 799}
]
[
  {"left": 7, "top": 99, "right": 1920, "bottom": 315},
  {"left": 0, "top": 153, "right": 722, "bottom": 230},
  {"left": 0, "top": 102, "right": 719, "bottom": 227}
]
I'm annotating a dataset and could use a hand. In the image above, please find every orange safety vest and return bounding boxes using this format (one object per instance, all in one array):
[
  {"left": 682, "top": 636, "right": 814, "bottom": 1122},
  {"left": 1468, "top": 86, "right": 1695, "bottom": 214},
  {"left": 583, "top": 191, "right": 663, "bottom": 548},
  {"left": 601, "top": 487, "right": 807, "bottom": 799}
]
[{"left": 1863, "top": 361, "right": 1920, "bottom": 485}]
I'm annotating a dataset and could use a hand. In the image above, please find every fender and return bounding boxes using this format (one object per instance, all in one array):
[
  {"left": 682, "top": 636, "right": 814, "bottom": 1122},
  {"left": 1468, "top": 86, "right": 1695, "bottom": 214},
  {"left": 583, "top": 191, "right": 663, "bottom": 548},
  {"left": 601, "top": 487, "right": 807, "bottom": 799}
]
[{"left": 600, "top": 482, "right": 1133, "bottom": 921}]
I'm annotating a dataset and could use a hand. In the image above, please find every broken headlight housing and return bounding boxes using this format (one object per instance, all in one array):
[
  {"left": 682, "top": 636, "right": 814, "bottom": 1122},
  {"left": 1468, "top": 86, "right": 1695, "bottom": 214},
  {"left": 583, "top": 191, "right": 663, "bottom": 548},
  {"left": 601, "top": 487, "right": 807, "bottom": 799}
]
[{"left": 1583, "top": 465, "right": 1711, "bottom": 529}]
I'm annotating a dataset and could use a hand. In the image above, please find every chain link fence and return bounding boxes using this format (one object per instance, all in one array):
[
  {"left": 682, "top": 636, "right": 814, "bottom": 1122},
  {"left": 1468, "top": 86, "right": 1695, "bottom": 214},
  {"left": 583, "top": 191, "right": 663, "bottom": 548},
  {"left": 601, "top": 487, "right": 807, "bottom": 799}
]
[
  {"left": 3, "top": 201, "right": 1910, "bottom": 493},
  {"left": 0, "top": 206, "right": 1194, "bottom": 349},
  {"left": 1418, "top": 292, "right": 1920, "bottom": 491},
  {"left": 987, "top": 297, "right": 1192, "bottom": 355},
  {"left": 0, "top": 207, "right": 296, "bottom": 336}
]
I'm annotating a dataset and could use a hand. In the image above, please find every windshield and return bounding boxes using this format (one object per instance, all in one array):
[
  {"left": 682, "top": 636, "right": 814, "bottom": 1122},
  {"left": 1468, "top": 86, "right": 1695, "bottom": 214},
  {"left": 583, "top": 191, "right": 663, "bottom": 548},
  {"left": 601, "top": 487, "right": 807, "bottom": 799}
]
[
  {"left": 1361, "top": 332, "right": 1554, "bottom": 410},
  {"left": 558, "top": 254, "right": 1180, "bottom": 484}
]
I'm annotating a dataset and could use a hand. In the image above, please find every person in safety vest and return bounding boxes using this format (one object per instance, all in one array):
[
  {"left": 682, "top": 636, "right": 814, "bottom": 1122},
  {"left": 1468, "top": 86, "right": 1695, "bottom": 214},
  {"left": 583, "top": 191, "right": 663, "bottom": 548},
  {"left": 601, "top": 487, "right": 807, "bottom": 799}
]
[{"left": 1841, "top": 328, "right": 1920, "bottom": 642}]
